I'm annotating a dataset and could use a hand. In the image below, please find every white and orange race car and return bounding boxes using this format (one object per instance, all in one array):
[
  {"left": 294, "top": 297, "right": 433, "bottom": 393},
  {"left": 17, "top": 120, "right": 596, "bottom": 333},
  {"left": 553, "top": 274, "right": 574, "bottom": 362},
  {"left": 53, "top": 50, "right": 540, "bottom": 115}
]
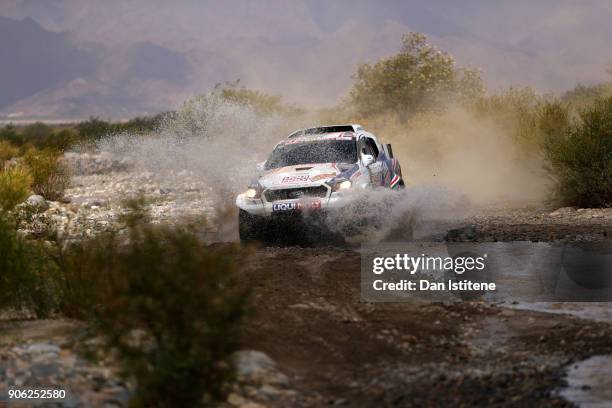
[{"left": 236, "top": 124, "right": 404, "bottom": 242}]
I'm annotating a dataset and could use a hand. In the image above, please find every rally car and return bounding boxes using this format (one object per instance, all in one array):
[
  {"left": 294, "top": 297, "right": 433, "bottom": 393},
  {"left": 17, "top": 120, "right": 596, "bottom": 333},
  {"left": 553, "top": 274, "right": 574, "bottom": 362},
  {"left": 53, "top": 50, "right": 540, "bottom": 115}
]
[{"left": 236, "top": 124, "right": 404, "bottom": 242}]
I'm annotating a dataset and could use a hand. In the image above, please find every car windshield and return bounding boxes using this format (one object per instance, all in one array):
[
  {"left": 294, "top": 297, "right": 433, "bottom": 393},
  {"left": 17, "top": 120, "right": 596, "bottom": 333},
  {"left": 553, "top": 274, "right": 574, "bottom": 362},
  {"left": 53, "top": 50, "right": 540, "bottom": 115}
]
[{"left": 265, "top": 140, "right": 357, "bottom": 170}]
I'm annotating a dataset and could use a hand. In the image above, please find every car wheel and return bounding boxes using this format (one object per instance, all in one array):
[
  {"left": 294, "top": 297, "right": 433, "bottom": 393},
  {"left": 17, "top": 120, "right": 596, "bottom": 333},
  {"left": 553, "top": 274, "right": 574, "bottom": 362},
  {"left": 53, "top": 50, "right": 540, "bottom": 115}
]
[{"left": 238, "top": 209, "right": 264, "bottom": 242}]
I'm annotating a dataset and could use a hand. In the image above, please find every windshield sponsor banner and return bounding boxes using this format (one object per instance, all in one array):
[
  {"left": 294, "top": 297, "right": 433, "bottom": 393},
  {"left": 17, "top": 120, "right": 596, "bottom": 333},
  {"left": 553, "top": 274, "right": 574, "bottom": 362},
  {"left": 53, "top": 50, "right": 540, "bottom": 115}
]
[
  {"left": 361, "top": 242, "right": 612, "bottom": 302},
  {"left": 282, "top": 132, "right": 356, "bottom": 145},
  {"left": 281, "top": 175, "right": 310, "bottom": 184}
]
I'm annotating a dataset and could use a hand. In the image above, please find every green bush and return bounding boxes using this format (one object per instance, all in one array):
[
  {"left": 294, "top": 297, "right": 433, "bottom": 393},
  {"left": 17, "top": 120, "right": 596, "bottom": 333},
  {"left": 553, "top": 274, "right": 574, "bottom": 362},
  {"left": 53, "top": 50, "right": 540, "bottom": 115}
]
[
  {"left": 22, "top": 148, "right": 70, "bottom": 201},
  {"left": 0, "top": 126, "right": 24, "bottom": 146},
  {"left": 220, "top": 85, "right": 288, "bottom": 115},
  {"left": 0, "top": 212, "right": 56, "bottom": 317},
  {"left": 545, "top": 96, "right": 612, "bottom": 207},
  {"left": 31, "top": 128, "right": 76, "bottom": 151},
  {"left": 57, "top": 220, "right": 248, "bottom": 406},
  {"left": 0, "top": 165, "right": 32, "bottom": 211},
  {"left": 0, "top": 140, "right": 19, "bottom": 167},
  {"left": 120, "top": 113, "right": 169, "bottom": 133},
  {"left": 75, "top": 114, "right": 168, "bottom": 143},
  {"left": 22, "top": 122, "right": 54, "bottom": 142},
  {"left": 536, "top": 100, "right": 571, "bottom": 139},
  {"left": 563, "top": 82, "right": 612, "bottom": 111},
  {"left": 1, "top": 124, "right": 76, "bottom": 151},
  {"left": 349, "top": 32, "right": 483, "bottom": 119},
  {"left": 466, "top": 88, "right": 574, "bottom": 156},
  {"left": 74, "top": 117, "right": 116, "bottom": 142}
]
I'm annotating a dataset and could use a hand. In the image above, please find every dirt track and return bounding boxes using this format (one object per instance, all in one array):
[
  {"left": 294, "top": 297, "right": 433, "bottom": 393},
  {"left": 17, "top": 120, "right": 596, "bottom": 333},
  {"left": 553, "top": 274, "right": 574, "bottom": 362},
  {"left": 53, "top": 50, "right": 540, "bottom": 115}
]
[{"left": 238, "top": 244, "right": 612, "bottom": 407}]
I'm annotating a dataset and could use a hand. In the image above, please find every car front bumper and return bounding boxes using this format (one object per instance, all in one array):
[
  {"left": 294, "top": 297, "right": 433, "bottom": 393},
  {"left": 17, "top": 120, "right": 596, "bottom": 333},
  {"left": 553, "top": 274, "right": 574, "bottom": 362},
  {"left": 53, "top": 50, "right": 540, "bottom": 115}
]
[{"left": 236, "top": 190, "right": 353, "bottom": 217}]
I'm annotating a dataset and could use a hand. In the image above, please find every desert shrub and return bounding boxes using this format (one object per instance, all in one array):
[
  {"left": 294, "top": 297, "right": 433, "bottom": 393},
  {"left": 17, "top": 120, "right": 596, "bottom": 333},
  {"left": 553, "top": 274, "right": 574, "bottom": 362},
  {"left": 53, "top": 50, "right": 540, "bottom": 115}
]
[
  {"left": 0, "top": 126, "right": 24, "bottom": 146},
  {"left": 56, "top": 219, "right": 248, "bottom": 406},
  {"left": 22, "top": 122, "right": 54, "bottom": 142},
  {"left": 218, "top": 82, "right": 289, "bottom": 116},
  {"left": 466, "top": 88, "right": 575, "bottom": 157},
  {"left": 1, "top": 124, "right": 76, "bottom": 150},
  {"left": 75, "top": 114, "right": 169, "bottom": 143},
  {"left": 544, "top": 96, "right": 612, "bottom": 207},
  {"left": 349, "top": 32, "right": 484, "bottom": 119},
  {"left": 22, "top": 148, "right": 70, "bottom": 200},
  {"left": 120, "top": 113, "right": 170, "bottom": 133},
  {"left": 563, "top": 82, "right": 612, "bottom": 111},
  {"left": 0, "top": 212, "right": 56, "bottom": 317},
  {"left": 0, "top": 140, "right": 19, "bottom": 167},
  {"left": 32, "top": 128, "right": 77, "bottom": 151},
  {"left": 0, "top": 165, "right": 33, "bottom": 211},
  {"left": 535, "top": 100, "right": 572, "bottom": 142},
  {"left": 74, "top": 117, "right": 115, "bottom": 142},
  {"left": 471, "top": 87, "right": 541, "bottom": 117}
]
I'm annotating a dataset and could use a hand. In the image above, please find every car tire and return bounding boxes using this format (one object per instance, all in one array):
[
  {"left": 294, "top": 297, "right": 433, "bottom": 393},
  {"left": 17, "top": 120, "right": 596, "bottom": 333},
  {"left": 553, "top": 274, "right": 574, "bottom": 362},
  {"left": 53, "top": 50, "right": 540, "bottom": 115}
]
[{"left": 239, "top": 209, "right": 264, "bottom": 243}]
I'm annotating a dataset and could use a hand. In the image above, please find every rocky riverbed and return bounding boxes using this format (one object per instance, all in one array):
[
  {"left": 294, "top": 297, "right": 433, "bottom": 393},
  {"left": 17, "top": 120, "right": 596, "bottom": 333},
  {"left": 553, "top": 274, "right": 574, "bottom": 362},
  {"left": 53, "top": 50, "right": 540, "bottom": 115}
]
[
  {"left": 2, "top": 247, "right": 611, "bottom": 407},
  {"left": 19, "top": 153, "right": 224, "bottom": 240}
]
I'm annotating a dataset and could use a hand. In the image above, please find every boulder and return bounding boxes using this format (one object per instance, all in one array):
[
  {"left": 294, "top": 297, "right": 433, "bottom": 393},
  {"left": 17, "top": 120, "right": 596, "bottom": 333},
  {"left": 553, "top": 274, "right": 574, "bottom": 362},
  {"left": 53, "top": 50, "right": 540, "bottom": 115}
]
[
  {"left": 445, "top": 225, "right": 478, "bottom": 242},
  {"left": 232, "top": 350, "right": 289, "bottom": 386},
  {"left": 549, "top": 207, "right": 577, "bottom": 217},
  {"left": 25, "top": 194, "right": 49, "bottom": 211}
]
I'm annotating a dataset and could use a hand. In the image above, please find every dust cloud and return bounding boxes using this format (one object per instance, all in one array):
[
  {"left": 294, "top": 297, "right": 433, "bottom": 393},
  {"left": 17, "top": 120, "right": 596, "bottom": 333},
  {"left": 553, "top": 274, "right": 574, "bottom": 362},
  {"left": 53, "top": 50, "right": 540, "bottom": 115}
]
[{"left": 366, "top": 106, "right": 550, "bottom": 206}]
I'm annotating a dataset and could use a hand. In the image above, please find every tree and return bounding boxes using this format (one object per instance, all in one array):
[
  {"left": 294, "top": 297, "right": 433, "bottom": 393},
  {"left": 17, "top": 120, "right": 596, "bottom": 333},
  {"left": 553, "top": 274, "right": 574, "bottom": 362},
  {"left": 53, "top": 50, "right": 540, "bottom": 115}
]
[
  {"left": 349, "top": 32, "right": 483, "bottom": 120},
  {"left": 215, "top": 80, "right": 303, "bottom": 116},
  {"left": 220, "top": 87, "right": 284, "bottom": 115}
]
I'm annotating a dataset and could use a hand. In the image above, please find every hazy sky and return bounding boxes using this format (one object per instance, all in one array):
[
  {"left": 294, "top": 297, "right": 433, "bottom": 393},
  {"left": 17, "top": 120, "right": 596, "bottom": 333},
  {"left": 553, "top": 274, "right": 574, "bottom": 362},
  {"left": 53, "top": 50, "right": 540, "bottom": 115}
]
[{"left": 1, "top": 0, "right": 611, "bottom": 118}]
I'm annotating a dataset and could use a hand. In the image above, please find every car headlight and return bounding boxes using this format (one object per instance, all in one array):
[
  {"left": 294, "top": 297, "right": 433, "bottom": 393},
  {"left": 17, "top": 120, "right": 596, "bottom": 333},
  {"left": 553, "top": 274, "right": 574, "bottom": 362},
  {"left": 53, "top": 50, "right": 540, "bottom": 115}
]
[
  {"left": 246, "top": 187, "right": 258, "bottom": 198},
  {"left": 243, "top": 183, "right": 263, "bottom": 199},
  {"left": 330, "top": 179, "right": 352, "bottom": 192}
]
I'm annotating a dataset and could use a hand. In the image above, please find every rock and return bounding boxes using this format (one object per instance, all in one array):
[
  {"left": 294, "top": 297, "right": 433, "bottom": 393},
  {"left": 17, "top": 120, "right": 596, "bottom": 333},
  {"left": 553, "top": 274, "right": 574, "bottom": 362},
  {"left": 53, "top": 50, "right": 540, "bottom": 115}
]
[
  {"left": 25, "top": 195, "right": 49, "bottom": 211},
  {"left": 30, "top": 363, "right": 60, "bottom": 378},
  {"left": 232, "top": 350, "right": 289, "bottom": 386},
  {"left": 25, "top": 343, "right": 60, "bottom": 355},
  {"left": 446, "top": 225, "right": 478, "bottom": 242},
  {"left": 549, "top": 207, "right": 577, "bottom": 217},
  {"left": 227, "top": 392, "right": 248, "bottom": 406},
  {"left": 288, "top": 303, "right": 310, "bottom": 310},
  {"left": 240, "top": 402, "right": 267, "bottom": 408},
  {"left": 259, "top": 384, "right": 281, "bottom": 396}
]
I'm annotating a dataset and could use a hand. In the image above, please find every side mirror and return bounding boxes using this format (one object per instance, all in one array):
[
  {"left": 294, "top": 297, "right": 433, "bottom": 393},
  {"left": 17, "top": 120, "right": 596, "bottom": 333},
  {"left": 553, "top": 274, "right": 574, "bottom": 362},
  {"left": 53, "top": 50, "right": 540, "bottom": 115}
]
[
  {"left": 385, "top": 143, "right": 394, "bottom": 159},
  {"left": 256, "top": 161, "right": 266, "bottom": 171},
  {"left": 361, "top": 153, "right": 375, "bottom": 167}
]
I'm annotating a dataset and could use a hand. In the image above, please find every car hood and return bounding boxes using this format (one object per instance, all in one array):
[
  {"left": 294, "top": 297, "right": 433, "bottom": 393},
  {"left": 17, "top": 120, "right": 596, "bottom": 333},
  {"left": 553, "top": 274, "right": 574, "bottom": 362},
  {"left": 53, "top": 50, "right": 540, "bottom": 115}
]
[{"left": 258, "top": 163, "right": 352, "bottom": 189}]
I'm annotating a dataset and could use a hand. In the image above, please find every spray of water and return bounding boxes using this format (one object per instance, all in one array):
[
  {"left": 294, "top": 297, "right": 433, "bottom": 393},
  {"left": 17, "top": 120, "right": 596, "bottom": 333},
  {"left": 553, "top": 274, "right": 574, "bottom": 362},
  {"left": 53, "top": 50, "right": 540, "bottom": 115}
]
[
  {"left": 324, "top": 185, "right": 470, "bottom": 242},
  {"left": 96, "top": 95, "right": 296, "bottom": 202}
]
